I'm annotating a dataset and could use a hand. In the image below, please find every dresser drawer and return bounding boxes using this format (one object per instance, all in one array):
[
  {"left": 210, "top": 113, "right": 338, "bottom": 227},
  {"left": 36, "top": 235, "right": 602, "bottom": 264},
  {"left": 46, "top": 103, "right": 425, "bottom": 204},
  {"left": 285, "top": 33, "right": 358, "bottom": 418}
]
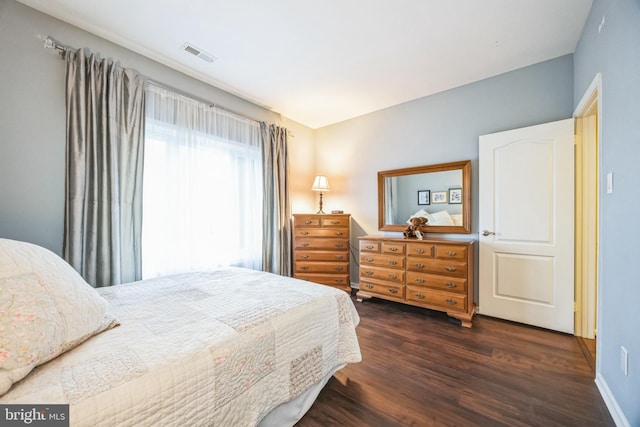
[
  {"left": 295, "top": 238, "right": 349, "bottom": 251},
  {"left": 360, "top": 280, "right": 404, "bottom": 299},
  {"left": 406, "top": 243, "right": 435, "bottom": 257},
  {"left": 295, "top": 261, "right": 349, "bottom": 274},
  {"left": 406, "top": 272, "right": 467, "bottom": 293},
  {"left": 321, "top": 216, "right": 349, "bottom": 227},
  {"left": 434, "top": 245, "right": 468, "bottom": 260},
  {"left": 293, "top": 216, "right": 321, "bottom": 227},
  {"left": 295, "top": 273, "right": 350, "bottom": 288},
  {"left": 295, "top": 250, "right": 348, "bottom": 262},
  {"left": 382, "top": 242, "right": 405, "bottom": 255},
  {"left": 416, "top": 259, "right": 467, "bottom": 278},
  {"left": 294, "top": 228, "right": 348, "bottom": 238},
  {"left": 359, "top": 253, "right": 404, "bottom": 269},
  {"left": 406, "top": 287, "right": 467, "bottom": 312},
  {"left": 360, "top": 265, "right": 405, "bottom": 284},
  {"left": 360, "top": 240, "right": 381, "bottom": 253},
  {"left": 406, "top": 259, "right": 434, "bottom": 272}
]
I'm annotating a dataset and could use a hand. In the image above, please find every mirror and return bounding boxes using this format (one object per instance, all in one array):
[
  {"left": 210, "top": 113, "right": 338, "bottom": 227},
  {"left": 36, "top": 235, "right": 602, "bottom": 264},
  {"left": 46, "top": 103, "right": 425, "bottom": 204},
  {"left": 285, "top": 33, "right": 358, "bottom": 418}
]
[{"left": 378, "top": 160, "right": 471, "bottom": 234}]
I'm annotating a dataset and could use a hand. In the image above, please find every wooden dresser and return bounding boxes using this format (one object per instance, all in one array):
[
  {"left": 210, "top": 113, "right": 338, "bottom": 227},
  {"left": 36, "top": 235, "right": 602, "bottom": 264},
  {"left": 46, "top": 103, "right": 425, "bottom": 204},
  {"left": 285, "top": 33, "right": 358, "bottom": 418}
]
[
  {"left": 357, "top": 236, "right": 475, "bottom": 327},
  {"left": 292, "top": 214, "right": 351, "bottom": 292}
]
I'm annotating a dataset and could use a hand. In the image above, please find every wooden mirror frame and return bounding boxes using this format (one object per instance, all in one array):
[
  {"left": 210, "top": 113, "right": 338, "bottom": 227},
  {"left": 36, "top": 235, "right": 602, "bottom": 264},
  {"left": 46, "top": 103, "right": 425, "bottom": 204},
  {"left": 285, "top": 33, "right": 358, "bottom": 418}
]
[{"left": 378, "top": 160, "right": 471, "bottom": 234}]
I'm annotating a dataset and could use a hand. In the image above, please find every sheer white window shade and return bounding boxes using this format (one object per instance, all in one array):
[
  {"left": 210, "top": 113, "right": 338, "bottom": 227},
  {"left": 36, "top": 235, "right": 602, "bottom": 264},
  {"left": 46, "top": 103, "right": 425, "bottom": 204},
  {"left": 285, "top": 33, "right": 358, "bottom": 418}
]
[{"left": 142, "top": 84, "right": 263, "bottom": 279}]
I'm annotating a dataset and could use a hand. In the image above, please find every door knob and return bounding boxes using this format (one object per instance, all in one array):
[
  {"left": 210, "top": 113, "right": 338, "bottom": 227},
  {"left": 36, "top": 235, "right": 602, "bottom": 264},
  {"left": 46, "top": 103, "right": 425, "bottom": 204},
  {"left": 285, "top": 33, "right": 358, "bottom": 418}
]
[{"left": 482, "top": 230, "right": 495, "bottom": 236}]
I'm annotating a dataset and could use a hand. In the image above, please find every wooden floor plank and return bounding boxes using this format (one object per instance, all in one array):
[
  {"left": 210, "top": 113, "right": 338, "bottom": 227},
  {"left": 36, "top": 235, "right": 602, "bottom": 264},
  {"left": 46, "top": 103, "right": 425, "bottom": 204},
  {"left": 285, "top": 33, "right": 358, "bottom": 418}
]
[{"left": 296, "top": 297, "right": 615, "bottom": 427}]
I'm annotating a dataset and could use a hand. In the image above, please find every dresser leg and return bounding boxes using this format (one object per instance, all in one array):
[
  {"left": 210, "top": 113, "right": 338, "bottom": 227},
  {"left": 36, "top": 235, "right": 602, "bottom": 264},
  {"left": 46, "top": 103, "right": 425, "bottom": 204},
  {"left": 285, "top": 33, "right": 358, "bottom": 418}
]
[
  {"left": 458, "top": 317, "right": 473, "bottom": 328},
  {"left": 448, "top": 306, "right": 475, "bottom": 328},
  {"left": 355, "top": 291, "right": 372, "bottom": 303}
]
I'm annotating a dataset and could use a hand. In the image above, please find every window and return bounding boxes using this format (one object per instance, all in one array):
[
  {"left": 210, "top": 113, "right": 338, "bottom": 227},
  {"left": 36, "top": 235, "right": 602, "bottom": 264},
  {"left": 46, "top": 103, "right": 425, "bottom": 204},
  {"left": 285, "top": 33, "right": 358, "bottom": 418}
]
[{"left": 141, "top": 85, "right": 262, "bottom": 278}]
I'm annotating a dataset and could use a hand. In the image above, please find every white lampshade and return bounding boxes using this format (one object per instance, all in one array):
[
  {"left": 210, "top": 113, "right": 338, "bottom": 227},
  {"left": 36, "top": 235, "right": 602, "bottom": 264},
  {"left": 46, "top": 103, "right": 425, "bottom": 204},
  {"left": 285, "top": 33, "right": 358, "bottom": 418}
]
[{"left": 311, "top": 175, "right": 330, "bottom": 192}]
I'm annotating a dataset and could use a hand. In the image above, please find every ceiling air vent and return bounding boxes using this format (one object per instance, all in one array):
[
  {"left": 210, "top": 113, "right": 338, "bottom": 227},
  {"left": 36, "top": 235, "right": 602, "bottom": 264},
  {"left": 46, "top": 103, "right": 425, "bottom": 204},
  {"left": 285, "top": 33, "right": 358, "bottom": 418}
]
[{"left": 181, "top": 43, "right": 217, "bottom": 63}]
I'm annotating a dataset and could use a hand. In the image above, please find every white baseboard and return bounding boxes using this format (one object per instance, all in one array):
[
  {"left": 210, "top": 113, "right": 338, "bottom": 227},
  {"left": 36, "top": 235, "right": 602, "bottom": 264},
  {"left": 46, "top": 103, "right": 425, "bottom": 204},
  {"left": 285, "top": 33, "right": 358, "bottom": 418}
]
[{"left": 595, "top": 373, "right": 631, "bottom": 427}]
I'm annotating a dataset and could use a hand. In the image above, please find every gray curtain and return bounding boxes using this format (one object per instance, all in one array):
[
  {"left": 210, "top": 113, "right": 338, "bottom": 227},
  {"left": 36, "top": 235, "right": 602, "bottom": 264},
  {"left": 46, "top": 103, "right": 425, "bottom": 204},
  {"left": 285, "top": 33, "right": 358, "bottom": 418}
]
[
  {"left": 63, "top": 48, "right": 145, "bottom": 287},
  {"left": 261, "top": 123, "right": 292, "bottom": 275}
]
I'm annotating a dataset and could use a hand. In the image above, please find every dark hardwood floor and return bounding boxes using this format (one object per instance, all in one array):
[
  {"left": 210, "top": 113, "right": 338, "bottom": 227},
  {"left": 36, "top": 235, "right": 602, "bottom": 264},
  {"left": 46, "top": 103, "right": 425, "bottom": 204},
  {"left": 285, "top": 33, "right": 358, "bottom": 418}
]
[{"left": 297, "top": 297, "right": 615, "bottom": 427}]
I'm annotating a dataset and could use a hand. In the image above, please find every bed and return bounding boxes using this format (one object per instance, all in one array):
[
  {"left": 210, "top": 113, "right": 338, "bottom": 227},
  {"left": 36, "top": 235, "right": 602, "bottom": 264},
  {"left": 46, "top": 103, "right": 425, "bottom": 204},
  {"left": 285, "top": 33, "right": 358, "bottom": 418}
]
[{"left": 0, "top": 238, "right": 362, "bottom": 426}]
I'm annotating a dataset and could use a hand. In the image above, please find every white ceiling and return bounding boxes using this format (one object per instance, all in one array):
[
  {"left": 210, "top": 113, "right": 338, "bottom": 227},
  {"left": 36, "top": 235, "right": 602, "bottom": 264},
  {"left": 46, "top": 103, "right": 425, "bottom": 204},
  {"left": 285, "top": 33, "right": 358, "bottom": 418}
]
[{"left": 19, "top": 0, "right": 592, "bottom": 129}]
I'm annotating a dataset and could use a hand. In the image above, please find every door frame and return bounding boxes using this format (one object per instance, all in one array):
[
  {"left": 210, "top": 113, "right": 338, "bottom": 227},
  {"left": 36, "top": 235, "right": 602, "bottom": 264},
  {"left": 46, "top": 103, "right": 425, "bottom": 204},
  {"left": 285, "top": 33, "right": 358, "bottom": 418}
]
[{"left": 573, "top": 73, "right": 602, "bottom": 363}]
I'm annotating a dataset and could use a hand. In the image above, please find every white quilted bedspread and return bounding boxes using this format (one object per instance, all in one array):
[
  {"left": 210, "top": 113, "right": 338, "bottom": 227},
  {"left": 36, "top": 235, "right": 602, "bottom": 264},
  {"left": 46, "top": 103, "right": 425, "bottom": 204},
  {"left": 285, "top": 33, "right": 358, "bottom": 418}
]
[{"left": 1, "top": 268, "right": 362, "bottom": 426}]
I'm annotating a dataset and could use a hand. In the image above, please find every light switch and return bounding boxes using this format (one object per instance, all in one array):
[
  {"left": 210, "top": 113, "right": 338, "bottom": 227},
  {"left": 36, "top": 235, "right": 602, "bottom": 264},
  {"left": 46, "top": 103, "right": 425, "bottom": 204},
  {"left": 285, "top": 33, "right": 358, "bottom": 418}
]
[{"left": 607, "top": 172, "right": 613, "bottom": 194}]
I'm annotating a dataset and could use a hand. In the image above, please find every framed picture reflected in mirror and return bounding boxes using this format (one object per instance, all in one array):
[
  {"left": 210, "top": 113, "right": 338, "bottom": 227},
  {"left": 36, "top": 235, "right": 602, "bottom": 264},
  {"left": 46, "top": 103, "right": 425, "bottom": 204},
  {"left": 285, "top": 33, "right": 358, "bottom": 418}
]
[
  {"left": 417, "top": 190, "right": 430, "bottom": 205},
  {"left": 431, "top": 191, "right": 447, "bottom": 204},
  {"left": 449, "top": 188, "right": 462, "bottom": 204}
]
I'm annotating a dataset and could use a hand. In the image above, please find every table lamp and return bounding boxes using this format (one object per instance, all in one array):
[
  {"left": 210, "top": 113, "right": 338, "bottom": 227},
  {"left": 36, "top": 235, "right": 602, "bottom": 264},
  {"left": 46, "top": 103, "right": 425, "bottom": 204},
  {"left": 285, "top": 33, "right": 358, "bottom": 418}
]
[{"left": 311, "top": 175, "right": 330, "bottom": 214}]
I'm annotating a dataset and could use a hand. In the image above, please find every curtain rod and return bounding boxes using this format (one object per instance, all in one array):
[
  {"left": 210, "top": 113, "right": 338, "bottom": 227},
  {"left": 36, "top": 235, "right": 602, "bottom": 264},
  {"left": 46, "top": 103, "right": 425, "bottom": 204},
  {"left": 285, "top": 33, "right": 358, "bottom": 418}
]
[
  {"left": 145, "top": 80, "right": 261, "bottom": 125},
  {"left": 42, "top": 35, "right": 265, "bottom": 126}
]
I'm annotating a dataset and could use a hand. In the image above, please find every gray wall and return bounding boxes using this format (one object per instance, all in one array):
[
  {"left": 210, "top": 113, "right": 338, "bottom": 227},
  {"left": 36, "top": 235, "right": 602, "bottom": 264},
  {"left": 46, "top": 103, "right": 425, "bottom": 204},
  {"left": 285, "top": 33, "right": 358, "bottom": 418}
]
[
  {"left": 574, "top": 0, "right": 640, "bottom": 424},
  {"left": 0, "top": 0, "right": 293, "bottom": 255},
  {"left": 315, "top": 54, "right": 574, "bottom": 285}
]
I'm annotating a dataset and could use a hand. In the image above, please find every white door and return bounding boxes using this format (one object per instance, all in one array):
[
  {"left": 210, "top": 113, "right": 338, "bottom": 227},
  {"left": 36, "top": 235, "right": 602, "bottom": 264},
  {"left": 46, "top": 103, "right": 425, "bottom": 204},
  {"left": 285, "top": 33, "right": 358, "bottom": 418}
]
[{"left": 479, "top": 118, "right": 574, "bottom": 333}]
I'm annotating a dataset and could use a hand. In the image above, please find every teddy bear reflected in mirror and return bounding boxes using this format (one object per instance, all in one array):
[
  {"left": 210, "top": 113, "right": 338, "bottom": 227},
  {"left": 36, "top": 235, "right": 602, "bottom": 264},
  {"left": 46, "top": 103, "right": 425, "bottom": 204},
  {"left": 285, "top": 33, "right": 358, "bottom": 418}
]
[{"left": 403, "top": 216, "right": 429, "bottom": 240}]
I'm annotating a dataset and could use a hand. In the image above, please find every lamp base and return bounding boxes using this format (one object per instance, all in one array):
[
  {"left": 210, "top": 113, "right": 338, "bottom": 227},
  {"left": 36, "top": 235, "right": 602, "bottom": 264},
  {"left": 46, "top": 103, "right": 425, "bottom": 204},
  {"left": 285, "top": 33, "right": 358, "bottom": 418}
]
[{"left": 317, "top": 192, "right": 325, "bottom": 214}]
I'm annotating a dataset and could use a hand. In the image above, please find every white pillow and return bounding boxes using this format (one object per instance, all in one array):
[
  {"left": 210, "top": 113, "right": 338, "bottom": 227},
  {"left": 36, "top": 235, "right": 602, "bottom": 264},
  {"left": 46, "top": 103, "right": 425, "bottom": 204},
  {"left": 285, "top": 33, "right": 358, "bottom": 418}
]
[
  {"left": 423, "top": 212, "right": 435, "bottom": 224},
  {"left": 429, "top": 210, "right": 455, "bottom": 226},
  {"left": 451, "top": 214, "right": 463, "bottom": 226},
  {"left": 0, "top": 238, "right": 117, "bottom": 395}
]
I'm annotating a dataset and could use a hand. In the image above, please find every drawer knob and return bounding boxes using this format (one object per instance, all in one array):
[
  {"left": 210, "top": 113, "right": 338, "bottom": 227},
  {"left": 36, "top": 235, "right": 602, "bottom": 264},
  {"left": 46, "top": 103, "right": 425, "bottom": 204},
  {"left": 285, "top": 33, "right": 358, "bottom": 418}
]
[
  {"left": 335, "top": 255, "right": 344, "bottom": 260},
  {"left": 336, "top": 243, "right": 344, "bottom": 248},
  {"left": 366, "top": 245, "right": 374, "bottom": 249},
  {"left": 415, "top": 248, "right": 425, "bottom": 254},
  {"left": 365, "top": 284, "right": 374, "bottom": 289},
  {"left": 445, "top": 299, "right": 457, "bottom": 305},
  {"left": 388, "top": 274, "right": 397, "bottom": 279},
  {"left": 331, "top": 220, "right": 340, "bottom": 224},
  {"left": 301, "top": 231, "right": 309, "bottom": 236},
  {"left": 365, "top": 271, "right": 374, "bottom": 276},
  {"left": 301, "top": 255, "right": 309, "bottom": 259},
  {"left": 446, "top": 282, "right": 457, "bottom": 288},
  {"left": 302, "top": 243, "right": 309, "bottom": 247},
  {"left": 300, "top": 266, "right": 309, "bottom": 270},
  {"left": 335, "top": 231, "right": 343, "bottom": 236},
  {"left": 389, "top": 260, "right": 397, "bottom": 265},
  {"left": 446, "top": 267, "right": 457, "bottom": 272},
  {"left": 389, "top": 247, "right": 398, "bottom": 252},
  {"left": 389, "top": 289, "right": 398, "bottom": 294},
  {"left": 446, "top": 250, "right": 457, "bottom": 256},
  {"left": 365, "top": 257, "right": 374, "bottom": 262},
  {"left": 416, "top": 278, "right": 424, "bottom": 284},
  {"left": 416, "top": 293, "right": 425, "bottom": 299},
  {"left": 304, "top": 220, "right": 312, "bottom": 224},
  {"left": 335, "top": 266, "right": 344, "bottom": 271},
  {"left": 334, "top": 278, "right": 344, "bottom": 283},
  {"left": 415, "top": 263, "right": 425, "bottom": 269}
]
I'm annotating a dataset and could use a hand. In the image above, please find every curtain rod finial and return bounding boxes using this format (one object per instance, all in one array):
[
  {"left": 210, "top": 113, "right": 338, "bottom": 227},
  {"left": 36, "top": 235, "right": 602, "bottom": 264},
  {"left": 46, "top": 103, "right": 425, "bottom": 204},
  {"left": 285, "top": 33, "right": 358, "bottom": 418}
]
[
  {"left": 42, "top": 36, "right": 67, "bottom": 57},
  {"left": 43, "top": 36, "right": 55, "bottom": 49}
]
